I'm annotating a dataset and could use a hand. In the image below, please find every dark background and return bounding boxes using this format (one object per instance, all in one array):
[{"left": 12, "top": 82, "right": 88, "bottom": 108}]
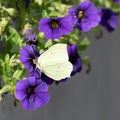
[{"left": 0, "top": 17, "right": 120, "bottom": 120}]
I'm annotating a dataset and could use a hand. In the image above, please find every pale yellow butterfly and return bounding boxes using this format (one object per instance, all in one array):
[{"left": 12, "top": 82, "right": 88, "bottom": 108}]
[{"left": 37, "top": 43, "right": 73, "bottom": 81}]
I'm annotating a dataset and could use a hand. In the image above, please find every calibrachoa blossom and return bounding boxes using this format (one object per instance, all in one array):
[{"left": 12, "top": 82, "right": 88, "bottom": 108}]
[
  {"left": 19, "top": 45, "right": 40, "bottom": 75},
  {"left": 67, "top": 44, "right": 82, "bottom": 76},
  {"left": 15, "top": 76, "right": 50, "bottom": 110},
  {"left": 38, "top": 16, "right": 73, "bottom": 39},
  {"left": 98, "top": 8, "right": 117, "bottom": 32},
  {"left": 24, "top": 28, "right": 37, "bottom": 45},
  {"left": 112, "top": 0, "right": 120, "bottom": 2},
  {"left": 19, "top": 45, "right": 55, "bottom": 85},
  {"left": 68, "top": 0, "right": 101, "bottom": 32}
]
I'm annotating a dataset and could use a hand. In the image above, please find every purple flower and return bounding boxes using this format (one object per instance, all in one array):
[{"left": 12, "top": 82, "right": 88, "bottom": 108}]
[
  {"left": 67, "top": 44, "right": 82, "bottom": 76},
  {"left": 98, "top": 8, "right": 117, "bottom": 32},
  {"left": 38, "top": 16, "right": 73, "bottom": 39},
  {"left": 15, "top": 76, "right": 50, "bottom": 110},
  {"left": 23, "top": 0, "right": 30, "bottom": 8},
  {"left": 41, "top": 73, "right": 54, "bottom": 85},
  {"left": 68, "top": 0, "right": 101, "bottom": 32},
  {"left": 24, "top": 28, "right": 37, "bottom": 45},
  {"left": 112, "top": 0, "right": 120, "bottom": 2},
  {"left": 19, "top": 45, "right": 40, "bottom": 75},
  {"left": 19, "top": 46, "right": 53, "bottom": 85}
]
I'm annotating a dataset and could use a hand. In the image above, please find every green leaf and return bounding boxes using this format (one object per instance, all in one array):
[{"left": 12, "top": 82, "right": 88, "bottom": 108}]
[
  {"left": 9, "top": 27, "right": 22, "bottom": 46},
  {"left": 12, "top": 68, "right": 24, "bottom": 83},
  {"left": 2, "top": 7, "right": 16, "bottom": 16},
  {"left": 45, "top": 40, "right": 54, "bottom": 48},
  {"left": 49, "top": 11, "right": 61, "bottom": 17},
  {"left": 2, "top": 75, "right": 11, "bottom": 84},
  {"left": 0, "top": 85, "right": 15, "bottom": 101},
  {"left": 82, "top": 56, "right": 90, "bottom": 65},
  {"left": 42, "top": 10, "right": 48, "bottom": 17},
  {"left": 4, "top": 54, "right": 11, "bottom": 77},
  {"left": 98, "top": 0, "right": 104, "bottom": 4},
  {"left": 79, "top": 37, "right": 90, "bottom": 51},
  {"left": 4, "top": 27, "right": 23, "bottom": 54},
  {"left": 0, "top": 18, "right": 10, "bottom": 32},
  {"left": 5, "top": 54, "right": 9, "bottom": 64}
]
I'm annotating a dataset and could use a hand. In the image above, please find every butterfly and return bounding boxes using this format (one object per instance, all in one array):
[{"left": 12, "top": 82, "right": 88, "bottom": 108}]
[{"left": 37, "top": 43, "right": 73, "bottom": 81}]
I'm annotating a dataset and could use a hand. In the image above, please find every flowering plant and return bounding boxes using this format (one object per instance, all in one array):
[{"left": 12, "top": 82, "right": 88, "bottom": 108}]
[{"left": 0, "top": 0, "right": 120, "bottom": 111}]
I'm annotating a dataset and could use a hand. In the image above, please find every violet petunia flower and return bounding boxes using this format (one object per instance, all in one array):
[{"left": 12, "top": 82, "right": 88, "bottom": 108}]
[
  {"left": 112, "top": 0, "right": 120, "bottom": 2},
  {"left": 67, "top": 44, "right": 82, "bottom": 76},
  {"left": 19, "top": 45, "right": 40, "bottom": 75},
  {"left": 24, "top": 28, "right": 37, "bottom": 45},
  {"left": 68, "top": 0, "right": 101, "bottom": 32},
  {"left": 38, "top": 16, "right": 73, "bottom": 39},
  {"left": 98, "top": 8, "right": 117, "bottom": 32},
  {"left": 19, "top": 45, "right": 53, "bottom": 85},
  {"left": 15, "top": 76, "right": 50, "bottom": 110}
]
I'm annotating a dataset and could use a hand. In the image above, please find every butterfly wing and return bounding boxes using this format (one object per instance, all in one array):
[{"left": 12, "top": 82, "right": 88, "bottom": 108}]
[
  {"left": 38, "top": 44, "right": 73, "bottom": 81},
  {"left": 38, "top": 44, "right": 68, "bottom": 66},
  {"left": 42, "top": 62, "right": 73, "bottom": 81}
]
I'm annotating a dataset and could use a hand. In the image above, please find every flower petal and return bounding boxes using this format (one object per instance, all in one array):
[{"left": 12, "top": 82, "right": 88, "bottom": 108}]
[
  {"left": 78, "top": 1, "right": 91, "bottom": 11},
  {"left": 22, "top": 95, "right": 37, "bottom": 111},
  {"left": 68, "top": 8, "right": 79, "bottom": 24},
  {"left": 108, "top": 15, "right": 117, "bottom": 29},
  {"left": 15, "top": 90, "right": 27, "bottom": 100},
  {"left": 27, "top": 76, "right": 37, "bottom": 86},
  {"left": 35, "top": 93, "right": 50, "bottom": 107},
  {"left": 59, "top": 16, "right": 73, "bottom": 35},
  {"left": 16, "top": 80, "right": 29, "bottom": 90},
  {"left": 35, "top": 81, "right": 48, "bottom": 92},
  {"left": 39, "top": 18, "right": 51, "bottom": 32}
]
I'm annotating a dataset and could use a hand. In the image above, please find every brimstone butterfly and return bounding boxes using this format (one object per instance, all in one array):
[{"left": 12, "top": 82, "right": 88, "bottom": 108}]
[{"left": 37, "top": 44, "right": 73, "bottom": 81}]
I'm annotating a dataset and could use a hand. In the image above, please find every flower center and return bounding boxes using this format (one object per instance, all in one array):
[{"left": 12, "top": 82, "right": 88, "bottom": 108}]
[
  {"left": 51, "top": 21, "right": 59, "bottom": 28},
  {"left": 27, "top": 86, "right": 34, "bottom": 95},
  {"left": 78, "top": 11, "right": 84, "bottom": 19},
  {"left": 104, "top": 13, "right": 110, "bottom": 20}
]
